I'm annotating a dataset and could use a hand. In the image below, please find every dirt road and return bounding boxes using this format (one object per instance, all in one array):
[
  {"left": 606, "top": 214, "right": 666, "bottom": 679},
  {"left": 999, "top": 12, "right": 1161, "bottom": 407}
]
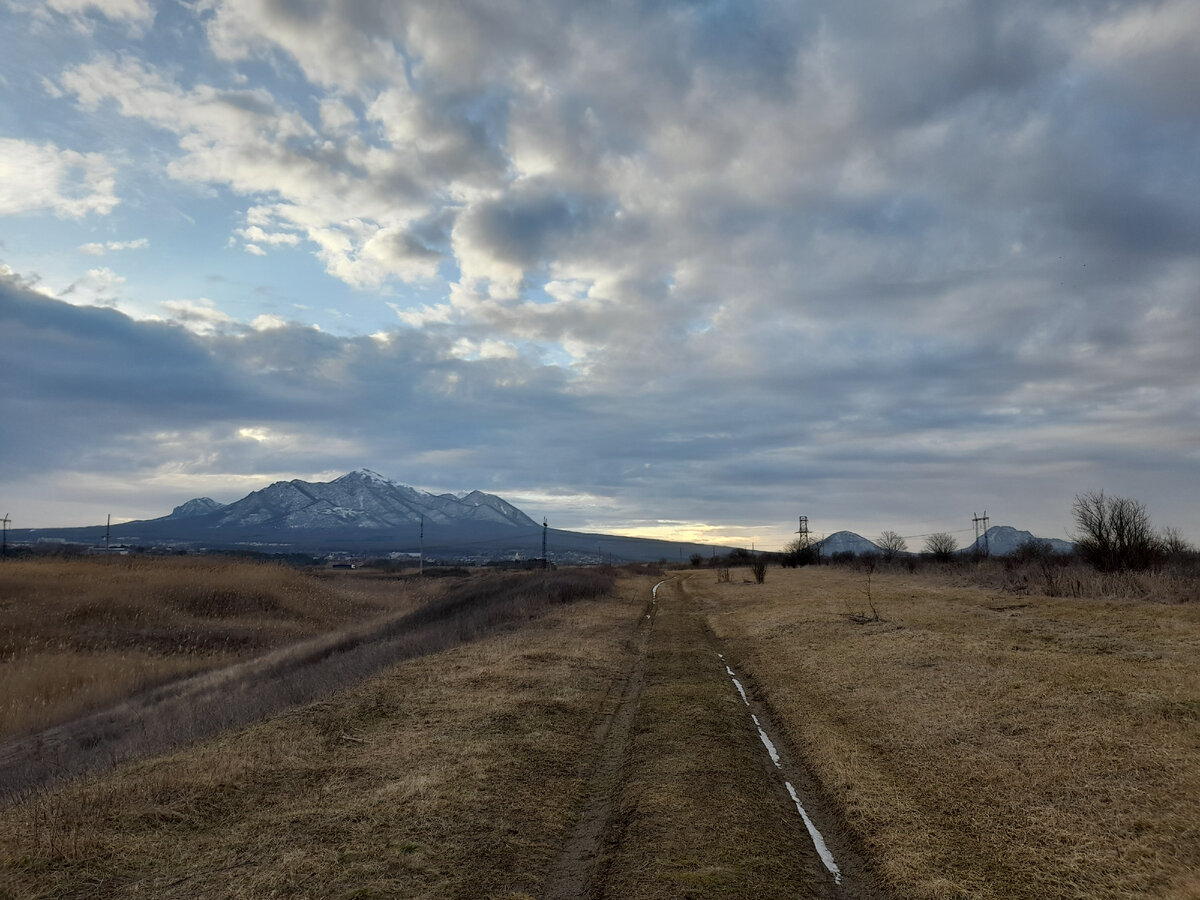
[{"left": 545, "top": 573, "right": 890, "bottom": 899}]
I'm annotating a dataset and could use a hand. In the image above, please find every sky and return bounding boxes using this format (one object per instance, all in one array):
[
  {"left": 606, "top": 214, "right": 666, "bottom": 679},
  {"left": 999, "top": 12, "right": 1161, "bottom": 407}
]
[{"left": 1, "top": 0, "right": 1198, "bottom": 552}]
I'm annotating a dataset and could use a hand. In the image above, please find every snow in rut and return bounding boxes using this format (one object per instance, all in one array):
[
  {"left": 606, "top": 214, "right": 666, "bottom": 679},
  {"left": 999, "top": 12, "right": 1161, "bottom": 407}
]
[{"left": 719, "top": 652, "right": 842, "bottom": 885}]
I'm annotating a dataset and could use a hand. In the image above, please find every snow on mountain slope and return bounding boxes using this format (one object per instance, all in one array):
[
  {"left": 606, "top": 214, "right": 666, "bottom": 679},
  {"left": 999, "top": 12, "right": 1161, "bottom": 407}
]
[
  {"left": 197, "top": 469, "right": 537, "bottom": 531},
  {"left": 963, "top": 526, "right": 1074, "bottom": 556},
  {"left": 815, "top": 531, "right": 884, "bottom": 556},
  {"left": 166, "top": 497, "right": 226, "bottom": 519}
]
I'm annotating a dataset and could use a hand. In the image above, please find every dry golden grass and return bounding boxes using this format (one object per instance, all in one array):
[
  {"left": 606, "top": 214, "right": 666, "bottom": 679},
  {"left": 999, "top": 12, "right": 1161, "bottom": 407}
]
[
  {"left": 601, "top": 580, "right": 851, "bottom": 899},
  {"left": 0, "top": 573, "right": 653, "bottom": 899},
  {"left": 700, "top": 566, "right": 1200, "bottom": 899},
  {"left": 0, "top": 557, "right": 425, "bottom": 741}
]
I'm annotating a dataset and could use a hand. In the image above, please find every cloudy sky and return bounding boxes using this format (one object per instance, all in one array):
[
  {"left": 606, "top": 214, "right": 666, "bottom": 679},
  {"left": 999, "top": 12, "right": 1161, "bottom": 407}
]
[{"left": 2, "top": 0, "right": 1198, "bottom": 550}]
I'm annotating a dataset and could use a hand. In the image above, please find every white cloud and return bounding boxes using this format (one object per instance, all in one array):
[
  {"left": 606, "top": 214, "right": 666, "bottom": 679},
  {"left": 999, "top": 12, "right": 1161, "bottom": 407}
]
[
  {"left": 78, "top": 237, "right": 148, "bottom": 255},
  {"left": 159, "top": 298, "right": 235, "bottom": 334},
  {"left": 251, "top": 313, "right": 287, "bottom": 331},
  {"left": 46, "top": 0, "right": 153, "bottom": 27},
  {"left": 0, "top": 138, "right": 117, "bottom": 218}
]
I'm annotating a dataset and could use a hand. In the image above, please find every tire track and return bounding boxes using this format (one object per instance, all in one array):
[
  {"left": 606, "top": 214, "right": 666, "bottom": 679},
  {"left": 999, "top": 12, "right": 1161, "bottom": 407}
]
[
  {"left": 545, "top": 576, "right": 889, "bottom": 899},
  {"left": 542, "top": 583, "right": 659, "bottom": 899},
  {"left": 720, "top": 652, "right": 842, "bottom": 883},
  {"left": 681, "top": 573, "right": 891, "bottom": 899}
]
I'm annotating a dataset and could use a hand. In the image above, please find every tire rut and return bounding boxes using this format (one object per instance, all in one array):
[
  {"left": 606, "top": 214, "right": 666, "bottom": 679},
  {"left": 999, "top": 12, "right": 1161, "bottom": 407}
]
[
  {"left": 545, "top": 575, "right": 891, "bottom": 899},
  {"left": 679, "top": 573, "right": 894, "bottom": 900},
  {"left": 542, "top": 584, "right": 659, "bottom": 900}
]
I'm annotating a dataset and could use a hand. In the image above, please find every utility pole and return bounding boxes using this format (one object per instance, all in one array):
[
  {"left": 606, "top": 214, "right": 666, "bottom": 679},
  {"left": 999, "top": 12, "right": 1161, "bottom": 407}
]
[
  {"left": 105, "top": 514, "right": 111, "bottom": 552},
  {"left": 972, "top": 511, "right": 990, "bottom": 558},
  {"left": 1, "top": 513, "right": 9, "bottom": 556},
  {"left": 796, "top": 515, "right": 814, "bottom": 564},
  {"left": 542, "top": 518, "right": 548, "bottom": 570},
  {"left": 419, "top": 515, "right": 424, "bottom": 575}
]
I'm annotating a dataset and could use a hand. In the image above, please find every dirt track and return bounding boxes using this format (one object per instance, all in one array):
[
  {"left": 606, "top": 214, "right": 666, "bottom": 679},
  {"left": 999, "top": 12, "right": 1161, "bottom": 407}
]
[{"left": 543, "top": 574, "right": 891, "bottom": 899}]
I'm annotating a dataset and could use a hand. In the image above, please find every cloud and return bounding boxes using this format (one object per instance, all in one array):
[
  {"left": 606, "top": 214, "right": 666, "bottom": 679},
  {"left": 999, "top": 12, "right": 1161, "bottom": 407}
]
[
  {"left": 2, "top": 1, "right": 1199, "bottom": 544},
  {"left": 46, "top": 0, "right": 153, "bottom": 28},
  {"left": 0, "top": 138, "right": 117, "bottom": 218},
  {"left": 158, "top": 298, "right": 236, "bottom": 335},
  {"left": 79, "top": 237, "right": 149, "bottom": 255}
]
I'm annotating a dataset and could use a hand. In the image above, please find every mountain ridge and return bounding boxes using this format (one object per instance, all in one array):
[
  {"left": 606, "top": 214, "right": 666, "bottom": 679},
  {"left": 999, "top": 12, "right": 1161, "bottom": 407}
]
[{"left": 8, "top": 470, "right": 728, "bottom": 563}]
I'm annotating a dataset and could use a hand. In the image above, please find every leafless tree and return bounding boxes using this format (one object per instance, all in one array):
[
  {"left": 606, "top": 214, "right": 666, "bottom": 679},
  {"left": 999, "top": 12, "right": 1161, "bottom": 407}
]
[
  {"left": 1072, "top": 491, "right": 1161, "bottom": 572},
  {"left": 877, "top": 530, "right": 907, "bottom": 562},
  {"left": 781, "top": 536, "right": 817, "bottom": 567},
  {"left": 924, "top": 532, "right": 958, "bottom": 562},
  {"left": 1159, "top": 526, "right": 1194, "bottom": 557}
]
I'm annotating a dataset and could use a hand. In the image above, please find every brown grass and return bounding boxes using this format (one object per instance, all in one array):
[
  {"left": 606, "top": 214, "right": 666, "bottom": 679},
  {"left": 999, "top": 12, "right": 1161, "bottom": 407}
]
[
  {"left": 0, "top": 567, "right": 617, "bottom": 801},
  {"left": 701, "top": 566, "right": 1200, "bottom": 899},
  {"left": 0, "top": 557, "right": 423, "bottom": 742},
  {"left": 601, "top": 579, "right": 853, "bottom": 898},
  {"left": 0, "top": 573, "right": 650, "bottom": 899}
]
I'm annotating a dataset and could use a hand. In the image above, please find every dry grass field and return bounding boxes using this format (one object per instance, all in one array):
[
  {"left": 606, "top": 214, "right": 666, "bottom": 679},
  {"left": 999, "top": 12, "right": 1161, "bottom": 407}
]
[
  {"left": 2, "top": 558, "right": 1198, "bottom": 898},
  {"left": 0, "top": 557, "right": 431, "bottom": 742},
  {"left": 700, "top": 565, "right": 1200, "bottom": 899},
  {"left": 0, "top": 570, "right": 653, "bottom": 899}
]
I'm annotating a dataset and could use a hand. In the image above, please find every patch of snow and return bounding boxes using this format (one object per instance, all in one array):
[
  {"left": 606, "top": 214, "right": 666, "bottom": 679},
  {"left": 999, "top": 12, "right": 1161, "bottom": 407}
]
[
  {"left": 726, "top": 667, "right": 749, "bottom": 706},
  {"left": 786, "top": 781, "right": 842, "bottom": 884},
  {"left": 751, "top": 714, "right": 782, "bottom": 767}
]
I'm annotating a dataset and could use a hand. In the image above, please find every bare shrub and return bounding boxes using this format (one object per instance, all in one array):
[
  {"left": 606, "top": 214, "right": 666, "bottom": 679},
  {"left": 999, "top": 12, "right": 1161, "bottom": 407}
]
[
  {"left": 845, "top": 555, "right": 882, "bottom": 623},
  {"left": 924, "top": 532, "right": 958, "bottom": 562},
  {"left": 1072, "top": 491, "right": 1162, "bottom": 572},
  {"left": 750, "top": 556, "right": 767, "bottom": 584}
]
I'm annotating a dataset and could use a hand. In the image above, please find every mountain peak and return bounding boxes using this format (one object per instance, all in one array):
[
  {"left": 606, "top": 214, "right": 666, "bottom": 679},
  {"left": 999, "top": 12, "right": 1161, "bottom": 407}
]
[
  {"left": 167, "top": 497, "right": 226, "bottom": 519},
  {"left": 334, "top": 468, "right": 394, "bottom": 486}
]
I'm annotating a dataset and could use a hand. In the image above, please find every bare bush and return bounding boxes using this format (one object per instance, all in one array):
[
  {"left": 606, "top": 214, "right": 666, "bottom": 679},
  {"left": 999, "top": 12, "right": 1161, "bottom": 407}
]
[
  {"left": 780, "top": 537, "right": 817, "bottom": 568},
  {"left": 924, "top": 532, "right": 958, "bottom": 562},
  {"left": 1072, "top": 491, "right": 1162, "bottom": 572},
  {"left": 750, "top": 556, "right": 767, "bottom": 584}
]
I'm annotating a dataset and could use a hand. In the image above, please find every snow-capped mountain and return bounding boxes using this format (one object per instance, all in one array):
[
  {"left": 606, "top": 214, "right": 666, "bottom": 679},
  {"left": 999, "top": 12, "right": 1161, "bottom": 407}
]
[
  {"left": 962, "top": 526, "right": 1074, "bottom": 556},
  {"left": 8, "top": 470, "right": 731, "bottom": 562},
  {"left": 166, "top": 497, "right": 226, "bottom": 519},
  {"left": 203, "top": 469, "right": 538, "bottom": 531},
  {"left": 815, "top": 531, "right": 884, "bottom": 556}
]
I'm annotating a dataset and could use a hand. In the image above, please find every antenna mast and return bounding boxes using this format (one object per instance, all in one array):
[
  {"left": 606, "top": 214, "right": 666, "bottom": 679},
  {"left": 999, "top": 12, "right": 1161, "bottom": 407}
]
[{"left": 1, "top": 513, "right": 9, "bottom": 556}]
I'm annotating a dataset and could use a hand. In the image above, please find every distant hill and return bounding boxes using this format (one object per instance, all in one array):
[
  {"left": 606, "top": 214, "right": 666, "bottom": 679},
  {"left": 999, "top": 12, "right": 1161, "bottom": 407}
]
[
  {"left": 814, "top": 525, "right": 1073, "bottom": 558},
  {"left": 8, "top": 469, "right": 726, "bottom": 563},
  {"left": 815, "top": 531, "right": 884, "bottom": 556},
  {"left": 961, "top": 526, "right": 1074, "bottom": 556}
]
